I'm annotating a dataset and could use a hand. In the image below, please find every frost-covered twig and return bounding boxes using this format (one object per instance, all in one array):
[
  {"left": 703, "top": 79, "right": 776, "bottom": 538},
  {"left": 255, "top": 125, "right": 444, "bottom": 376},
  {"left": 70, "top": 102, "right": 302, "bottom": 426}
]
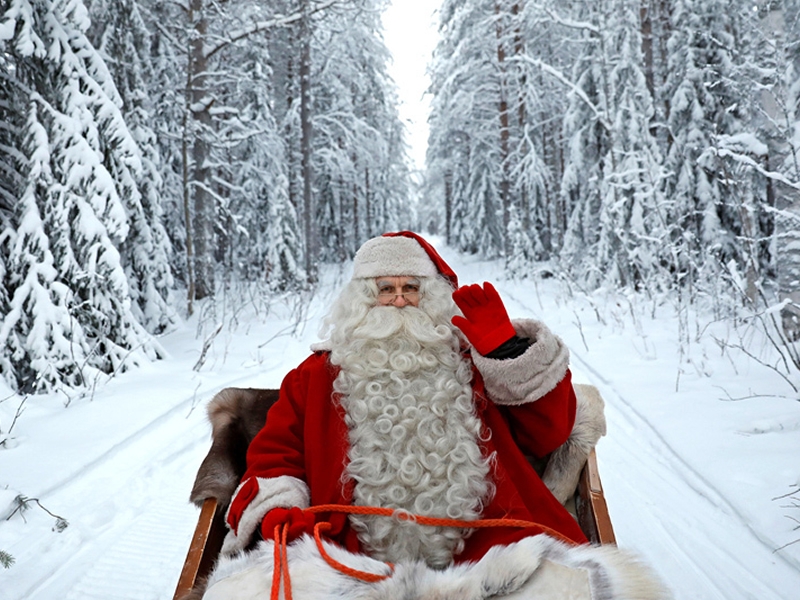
[
  {"left": 204, "top": 0, "right": 342, "bottom": 60},
  {"left": 571, "top": 311, "right": 589, "bottom": 353},
  {"left": 3, "top": 395, "right": 29, "bottom": 438},
  {"left": 193, "top": 322, "right": 224, "bottom": 372},
  {"left": 187, "top": 381, "right": 203, "bottom": 418},
  {"left": 715, "top": 386, "right": 793, "bottom": 402},
  {"left": 772, "top": 486, "right": 800, "bottom": 552},
  {"left": 0, "top": 550, "right": 13, "bottom": 569},
  {"left": 773, "top": 487, "right": 800, "bottom": 501},
  {"left": 5, "top": 495, "right": 68, "bottom": 532},
  {"left": 718, "top": 339, "right": 798, "bottom": 394}
]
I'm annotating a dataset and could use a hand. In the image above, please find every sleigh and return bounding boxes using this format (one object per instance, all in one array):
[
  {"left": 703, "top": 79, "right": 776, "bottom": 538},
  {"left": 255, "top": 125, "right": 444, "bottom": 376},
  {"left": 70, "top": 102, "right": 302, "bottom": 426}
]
[{"left": 172, "top": 384, "right": 616, "bottom": 600}]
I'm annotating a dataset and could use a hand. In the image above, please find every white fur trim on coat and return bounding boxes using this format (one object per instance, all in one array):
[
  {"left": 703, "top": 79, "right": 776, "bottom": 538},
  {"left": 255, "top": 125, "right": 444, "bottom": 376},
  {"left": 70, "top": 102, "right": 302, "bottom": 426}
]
[
  {"left": 472, "top": 319, "right": 570, "bottom": 405},
  {"left": 202, "top": 533, "right": 672, "bottom": 600},
  {"left": 221, "top": 475, "right": 310, "bottom": 556},
  {"left": 352, "top": 236, "right": 437, "bottom": 279}
]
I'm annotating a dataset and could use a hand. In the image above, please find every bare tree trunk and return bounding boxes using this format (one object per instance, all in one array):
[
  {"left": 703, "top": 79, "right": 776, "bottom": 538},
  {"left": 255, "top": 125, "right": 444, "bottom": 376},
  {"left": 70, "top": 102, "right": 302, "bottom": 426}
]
[
  {"left": 513, "top": 2, "right": 528, "bottom": 233},
  {"left": 359, "top": 164, "right": 367, "bottom": 246},
  {"left": 642, "top": 0, "right": 671, "bottom": 148},
  {"left": 365, "top": 169, "right": 372, "bottom": 238},
  {"left": 300, "top": 0, "right": 316, "bottom": 283},
  {"left": 188, "top": 0, "right": 214, "bottom": 300},
  {"left": 444, "top": 169, "right": 453, "bottom": 245},
  {"left": 285, "top": 35, "right": 299, "bottom": 213},
  {"left": 182, "top": 71, "right": 195, "bottom": 316},
  {"left": 495, "top": 0, "right": 511, "bottom": 257}
]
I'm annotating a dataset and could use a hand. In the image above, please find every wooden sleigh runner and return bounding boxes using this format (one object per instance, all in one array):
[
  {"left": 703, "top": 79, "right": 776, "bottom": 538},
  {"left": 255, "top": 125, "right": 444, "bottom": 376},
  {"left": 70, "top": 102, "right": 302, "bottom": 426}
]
[{"left": 173, "top": 385, "right": 616, "bottom": 600}]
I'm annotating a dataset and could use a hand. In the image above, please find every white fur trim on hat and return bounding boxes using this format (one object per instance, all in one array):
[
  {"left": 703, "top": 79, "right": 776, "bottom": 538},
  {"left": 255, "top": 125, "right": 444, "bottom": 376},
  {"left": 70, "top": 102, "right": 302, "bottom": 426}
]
[{"left": 352, "top": 236, "right": 438, "bottom": 279}]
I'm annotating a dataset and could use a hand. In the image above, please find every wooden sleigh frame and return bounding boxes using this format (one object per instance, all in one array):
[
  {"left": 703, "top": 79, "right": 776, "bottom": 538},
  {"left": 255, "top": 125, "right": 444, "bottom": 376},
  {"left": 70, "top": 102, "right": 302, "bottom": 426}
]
[{"left": 172, "top": 387, "right": 616, "bottom": 600}]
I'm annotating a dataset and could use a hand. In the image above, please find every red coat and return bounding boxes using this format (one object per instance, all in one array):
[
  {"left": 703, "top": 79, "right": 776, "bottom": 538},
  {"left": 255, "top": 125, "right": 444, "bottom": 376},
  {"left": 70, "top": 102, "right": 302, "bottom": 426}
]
[{"left": 242, "top": 351, "right": 588, "bottom": 562}]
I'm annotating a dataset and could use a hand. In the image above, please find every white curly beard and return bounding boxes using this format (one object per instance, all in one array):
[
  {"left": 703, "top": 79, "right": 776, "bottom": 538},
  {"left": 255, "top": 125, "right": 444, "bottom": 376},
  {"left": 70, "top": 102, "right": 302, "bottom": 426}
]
[{"left": 326, "top": 277, "right": 494, "bottom": 569}]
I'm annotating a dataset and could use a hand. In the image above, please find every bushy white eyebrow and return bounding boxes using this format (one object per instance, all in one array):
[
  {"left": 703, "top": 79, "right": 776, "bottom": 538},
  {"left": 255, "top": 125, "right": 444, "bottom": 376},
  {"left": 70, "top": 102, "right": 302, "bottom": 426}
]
[{"left": 375, "top": 277, "right": 421, "bottom": 288}]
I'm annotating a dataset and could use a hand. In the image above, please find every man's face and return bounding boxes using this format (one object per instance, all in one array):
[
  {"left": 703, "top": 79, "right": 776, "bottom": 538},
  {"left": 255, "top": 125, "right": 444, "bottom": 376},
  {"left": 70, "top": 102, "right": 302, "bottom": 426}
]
[{"left": 375, "top": 276, "right": 421, "bottom": 307}]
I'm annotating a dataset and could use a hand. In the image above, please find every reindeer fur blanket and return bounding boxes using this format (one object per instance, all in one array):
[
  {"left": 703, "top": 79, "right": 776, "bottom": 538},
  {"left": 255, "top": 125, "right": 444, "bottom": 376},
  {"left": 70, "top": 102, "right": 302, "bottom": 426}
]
[{"left": 197, "top": 532, "right": 670, "bottom": 600}]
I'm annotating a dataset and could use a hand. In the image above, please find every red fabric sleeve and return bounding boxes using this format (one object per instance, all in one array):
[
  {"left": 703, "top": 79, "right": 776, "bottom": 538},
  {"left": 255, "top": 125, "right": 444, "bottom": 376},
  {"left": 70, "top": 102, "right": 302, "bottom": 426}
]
[
  {"left": 501, "top": 369, "right": 577, "bottom": 458},
  {"left": 242, "top": 365, "right": 308, "bottom": 482}
]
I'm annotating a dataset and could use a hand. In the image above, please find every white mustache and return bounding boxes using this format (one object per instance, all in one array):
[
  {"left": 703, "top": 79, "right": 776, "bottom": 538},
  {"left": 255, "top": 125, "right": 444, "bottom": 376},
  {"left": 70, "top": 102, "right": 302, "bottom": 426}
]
[{"left": 351, "top": 305, "right": 445, "bottom": 343}]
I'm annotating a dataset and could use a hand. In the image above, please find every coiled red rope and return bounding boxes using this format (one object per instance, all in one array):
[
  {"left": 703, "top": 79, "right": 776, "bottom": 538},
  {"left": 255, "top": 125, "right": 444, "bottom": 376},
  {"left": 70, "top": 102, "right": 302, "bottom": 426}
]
[{"left": 268, "top": 503, "right": 578, "bottom": 600}]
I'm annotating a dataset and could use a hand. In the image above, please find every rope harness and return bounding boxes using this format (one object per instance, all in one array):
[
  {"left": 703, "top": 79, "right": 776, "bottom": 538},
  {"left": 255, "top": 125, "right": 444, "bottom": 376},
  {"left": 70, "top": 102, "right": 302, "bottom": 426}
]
[{"left": 268, "top": 503, "right": 578, "bottom": 600}]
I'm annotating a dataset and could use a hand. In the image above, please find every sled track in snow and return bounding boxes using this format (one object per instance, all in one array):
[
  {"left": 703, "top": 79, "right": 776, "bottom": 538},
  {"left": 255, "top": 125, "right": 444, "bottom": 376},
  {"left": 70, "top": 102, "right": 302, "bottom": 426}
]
[
  {"left": 37, "top": 372, "right": 282, "bottom": 500},
  {"left": 570, "top": 350, "right": 800, "bottom": 599},
  {"left": 16, "top": 372, "right": 280, "bottom": 600},
  {"left": 62, "top": 474, "right": 197, "bottom": 600}
]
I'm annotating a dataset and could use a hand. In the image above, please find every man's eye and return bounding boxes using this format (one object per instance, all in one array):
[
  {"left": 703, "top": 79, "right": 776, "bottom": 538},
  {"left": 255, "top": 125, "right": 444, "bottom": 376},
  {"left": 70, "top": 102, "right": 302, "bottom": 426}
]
[
  {"left": 379, "top": 287, "right": 394, "bottom": 294},
  {"left": 403, "top": 286, "right": 420, "bottom": 293}
]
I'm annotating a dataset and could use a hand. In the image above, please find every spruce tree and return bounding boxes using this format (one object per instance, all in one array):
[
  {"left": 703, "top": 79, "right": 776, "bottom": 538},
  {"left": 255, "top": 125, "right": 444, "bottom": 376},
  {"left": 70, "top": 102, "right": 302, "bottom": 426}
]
[
  {"left": 85, "top": 0, "right": 175, "bottom": 333},
  {"left": 0, "top": 0, "right": 161, "bottom": 392}
]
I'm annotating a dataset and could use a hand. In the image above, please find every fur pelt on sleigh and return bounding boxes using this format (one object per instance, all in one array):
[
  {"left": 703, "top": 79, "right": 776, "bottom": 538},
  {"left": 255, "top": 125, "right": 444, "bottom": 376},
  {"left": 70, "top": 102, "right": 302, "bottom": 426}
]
[
  {"left": 182, "top": 385, "right": 671, "bottom": 600},
  {"left": 196, "top": 531, "right": 670, "bottom": 600}
]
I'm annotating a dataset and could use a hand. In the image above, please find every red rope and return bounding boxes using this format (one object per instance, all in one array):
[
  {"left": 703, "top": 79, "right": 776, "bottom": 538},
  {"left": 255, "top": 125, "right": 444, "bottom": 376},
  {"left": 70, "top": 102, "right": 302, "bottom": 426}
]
[
  {"left": 269, "top": 503, "right": 578, "bottom": 600},
  {"left": 270, "top": 525, "right": 281, "bottom": 600},
  {"left": 271, "top": 523, "right": 294, "bottom": 600},
  {"left": 305, "top": 503, "right": 578, "bottom": 546},
  {"left": 312, "top": 521, "right": 394, "bottom": 583}
]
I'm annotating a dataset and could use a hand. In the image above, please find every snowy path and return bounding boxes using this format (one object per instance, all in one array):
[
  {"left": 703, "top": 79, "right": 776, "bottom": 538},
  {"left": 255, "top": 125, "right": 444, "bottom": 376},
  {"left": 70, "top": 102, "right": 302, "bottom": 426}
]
[
  {"left": 10, "top": 392, "right": 207, "bottom": 600},
  {"left": 571, "top": 353, "right": 800, "bottom": 599}
]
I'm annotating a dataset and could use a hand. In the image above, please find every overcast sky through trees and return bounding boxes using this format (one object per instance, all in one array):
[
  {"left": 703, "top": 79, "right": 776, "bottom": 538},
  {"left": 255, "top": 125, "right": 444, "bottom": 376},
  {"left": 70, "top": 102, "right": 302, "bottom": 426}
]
[{"left": 382, "top": 0, "right": 438, "bottom": 172}]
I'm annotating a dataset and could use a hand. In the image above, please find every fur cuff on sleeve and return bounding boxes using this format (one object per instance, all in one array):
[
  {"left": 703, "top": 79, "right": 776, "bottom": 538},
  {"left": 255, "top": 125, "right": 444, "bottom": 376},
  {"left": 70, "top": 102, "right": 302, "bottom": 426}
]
[
  {"left": 221, "top": 475, "right": 309, "bottom": 555},
  {"left": 472, "top": 319, "right": 570, "bottom": 405}
]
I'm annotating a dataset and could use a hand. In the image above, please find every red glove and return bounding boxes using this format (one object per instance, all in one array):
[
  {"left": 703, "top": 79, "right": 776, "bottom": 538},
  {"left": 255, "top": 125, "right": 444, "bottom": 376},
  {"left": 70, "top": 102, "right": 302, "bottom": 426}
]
[
  {"left": 451, "top": 282, "right": 516, "bottom": 355},
  {"left": 227, "top": 476, "right": 259, "bottom": 535},
  {"left": 261, "top": 506, "right": 316, "bottom": 542}
]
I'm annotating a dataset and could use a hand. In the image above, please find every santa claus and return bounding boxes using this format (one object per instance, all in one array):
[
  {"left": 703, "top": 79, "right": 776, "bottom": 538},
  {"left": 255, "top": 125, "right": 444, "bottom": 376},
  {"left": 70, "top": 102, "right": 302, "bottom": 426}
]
[{"left": 201, "top": 232, "right": 669, "bottom": 600}]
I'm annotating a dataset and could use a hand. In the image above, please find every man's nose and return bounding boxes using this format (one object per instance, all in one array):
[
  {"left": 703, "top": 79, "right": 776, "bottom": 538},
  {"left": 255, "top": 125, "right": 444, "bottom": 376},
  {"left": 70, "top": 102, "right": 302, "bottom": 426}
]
[{"left": 392, "top": 293, "right": 408, "bottom": 307}]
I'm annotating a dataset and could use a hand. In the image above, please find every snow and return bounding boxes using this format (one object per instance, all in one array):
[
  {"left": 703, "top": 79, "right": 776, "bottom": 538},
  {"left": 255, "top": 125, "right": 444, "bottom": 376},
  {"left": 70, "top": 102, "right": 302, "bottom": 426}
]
[{"left": 2, "top": 241, "right": 800, "bottom": 599}]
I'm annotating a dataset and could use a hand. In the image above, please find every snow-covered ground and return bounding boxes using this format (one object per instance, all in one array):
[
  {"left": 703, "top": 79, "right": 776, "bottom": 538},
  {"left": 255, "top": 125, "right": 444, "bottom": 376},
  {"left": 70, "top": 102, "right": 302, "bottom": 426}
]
[{"left": 2, "top": 240, "right": 800, "bottom": 600}]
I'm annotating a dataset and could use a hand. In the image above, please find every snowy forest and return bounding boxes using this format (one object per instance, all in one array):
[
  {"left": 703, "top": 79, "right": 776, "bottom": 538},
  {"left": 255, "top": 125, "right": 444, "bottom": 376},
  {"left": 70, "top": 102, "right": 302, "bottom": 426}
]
[
  {"left": 425, "top": 0, "right": 800, "bottom": 322},
  {"left": 0, "top": 0, "right": 410, "bottom": 394},
  {"left": 1, "top": 0, "right": 800, "bottom": 395}
]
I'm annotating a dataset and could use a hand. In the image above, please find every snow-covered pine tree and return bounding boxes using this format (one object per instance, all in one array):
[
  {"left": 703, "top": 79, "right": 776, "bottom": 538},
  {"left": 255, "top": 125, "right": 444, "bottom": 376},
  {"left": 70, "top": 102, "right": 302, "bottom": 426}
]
[
  {"left": 133, "top": 0, "right": 260, "bottom": 303},
  {"left": 512, "top": 0, "right": 580, "bottom": 262},
  {"left": 355, "top": 3, "right": 411, "bottom": 239},
  {"left": 214, "top": 13, "right": 305, "bottom": 291},
  {"left": 85, "top": 0, "right": 175, "bottom": 333},
  {"left": 779, "top": 0, "right": 800, "bottom": 338},
  {"left": 663, "top": 0, "right": 754, "bottom": 297},
  {"left": 265, "top": 178, "right": 306, "bottom": 292},
  {"left": 139, "top": 0, "right": 187, "bottom": 288},
  {"left": 0, "top": 39, "right": 21, "bottom": 231},
  {"left": 428, "top": 0, "right": 506, "bottom": 258},
  {"left": 0, "top": 103, "right": 92, "bottom": 391},
  {"left": 505, "top": 206, "right": 536, "bottom": 279},
  {"left": 312, "top": 10, "right": 367, "bottom": 260},
  {"left": 0, "top": 0, "right": 162, "bottom": 392},
  {"left": 312, "top": 0, "right": 407, "bottom": 259},
  {"left": 426, "top": 0, "right": 471, "bottom": 246},
  {"left": 558, "top": 3, "right": 611, "bottom": 282},
  {"left": 0, "top": 35, "right": 22, "bottom": 347},
  {"left": 594, "top": 0, "right": 666, "bottom": 291}
]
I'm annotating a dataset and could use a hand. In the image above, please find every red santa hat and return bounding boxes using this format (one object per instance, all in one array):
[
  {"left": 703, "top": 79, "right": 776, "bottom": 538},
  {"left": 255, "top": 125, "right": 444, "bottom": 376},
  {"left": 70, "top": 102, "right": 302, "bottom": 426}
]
[{"left": 352, "top": 231, "right": 458, "bottom": 288}]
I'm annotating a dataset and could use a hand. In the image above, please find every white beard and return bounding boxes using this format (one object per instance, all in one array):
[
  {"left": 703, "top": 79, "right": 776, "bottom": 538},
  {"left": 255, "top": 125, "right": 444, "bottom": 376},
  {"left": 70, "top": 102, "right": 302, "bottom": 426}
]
[{"left": 330, "top": 303, "right": 494, "bottom": 569}]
